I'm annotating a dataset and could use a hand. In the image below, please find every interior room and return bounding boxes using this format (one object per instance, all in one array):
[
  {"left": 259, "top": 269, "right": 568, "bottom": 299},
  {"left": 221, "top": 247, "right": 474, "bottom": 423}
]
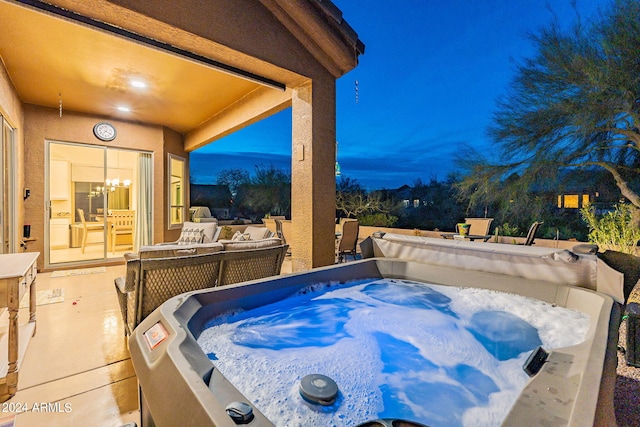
[{"left": 49, "top": 144, "right": 140, "bottom": 266}]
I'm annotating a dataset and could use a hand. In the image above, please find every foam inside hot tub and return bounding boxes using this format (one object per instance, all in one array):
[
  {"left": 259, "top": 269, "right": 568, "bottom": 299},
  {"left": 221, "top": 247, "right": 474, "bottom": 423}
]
[{"left": 197, "top": 278, "right": 590, "bottom": 426}]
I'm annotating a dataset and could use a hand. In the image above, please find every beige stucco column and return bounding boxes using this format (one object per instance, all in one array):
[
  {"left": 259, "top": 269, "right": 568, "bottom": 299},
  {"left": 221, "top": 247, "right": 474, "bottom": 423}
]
[{"left": 290, "top": 78, "right": 337, "bottom": 271}]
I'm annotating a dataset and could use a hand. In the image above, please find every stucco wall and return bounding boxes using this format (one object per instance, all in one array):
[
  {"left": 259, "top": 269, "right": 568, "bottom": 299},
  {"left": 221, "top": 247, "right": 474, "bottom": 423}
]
[{"left": 23, "top": 105, "right": 188, "bottom": 268}]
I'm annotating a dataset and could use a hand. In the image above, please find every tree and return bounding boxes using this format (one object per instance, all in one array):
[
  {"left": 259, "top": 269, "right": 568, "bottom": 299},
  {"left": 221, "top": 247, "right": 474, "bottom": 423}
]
[
  {"left": 336, "top": 175, "right": 365, "bottom": 195},
  {"left": 241, "top": 164, "right": 291, "bottom": 219},
  {"left": 457, "top": 0, "right": 640, "bottom": 225},
  {"left": 335, "top": 176, "right": 397, "bottom": 224},
  {"left": 216, "top": 168, "right": 250, "bottom": 200}
]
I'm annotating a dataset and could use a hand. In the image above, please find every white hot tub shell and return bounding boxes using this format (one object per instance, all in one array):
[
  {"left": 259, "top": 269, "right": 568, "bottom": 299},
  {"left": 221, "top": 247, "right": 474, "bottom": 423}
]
[{"left": 129, "top": 233, "right": 624, "bottom": 427}]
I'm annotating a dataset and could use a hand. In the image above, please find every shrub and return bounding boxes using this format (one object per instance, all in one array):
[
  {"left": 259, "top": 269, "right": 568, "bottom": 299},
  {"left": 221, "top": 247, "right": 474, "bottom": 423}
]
[
  {"left": 497, "top": 223, "right": 519, "bottom": 237},
  {"left": 358, "top": 213, "right": 398, "bottom": 227},
  {"left": 580, "top": 204, "right": 640, "bottom": 254}
]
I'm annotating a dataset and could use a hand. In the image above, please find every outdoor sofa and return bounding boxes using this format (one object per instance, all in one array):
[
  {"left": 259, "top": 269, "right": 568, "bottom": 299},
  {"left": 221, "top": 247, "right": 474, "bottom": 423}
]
[{"left": 114, "top": 220, "right": 287, "bottom": 335}]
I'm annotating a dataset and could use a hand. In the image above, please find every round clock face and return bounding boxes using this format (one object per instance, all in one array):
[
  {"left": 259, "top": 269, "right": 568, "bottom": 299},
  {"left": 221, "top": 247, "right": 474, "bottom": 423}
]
[{"left": 93, "top": 122, "right": 116, "bottom": 141}]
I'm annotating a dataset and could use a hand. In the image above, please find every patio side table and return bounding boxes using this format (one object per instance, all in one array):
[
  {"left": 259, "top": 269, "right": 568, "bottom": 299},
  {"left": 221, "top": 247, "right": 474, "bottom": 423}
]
[{"left": 0, "top": 252, "right": 38, "bottom": 401}]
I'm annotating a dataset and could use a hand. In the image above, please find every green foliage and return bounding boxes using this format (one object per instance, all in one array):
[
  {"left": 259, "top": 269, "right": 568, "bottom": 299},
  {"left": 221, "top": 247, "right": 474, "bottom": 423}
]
[
  {"left": 358, "top": 213, "right": 398, "bottom": 227},
  {"left": 497, "top": 223, "right": 519, "bottom": 237},
  {"left": 396, "top": 176, "right": 468, "bottom": 231},
  {"left": 581, "top": 204, "right": 640, "bottom": 254}
]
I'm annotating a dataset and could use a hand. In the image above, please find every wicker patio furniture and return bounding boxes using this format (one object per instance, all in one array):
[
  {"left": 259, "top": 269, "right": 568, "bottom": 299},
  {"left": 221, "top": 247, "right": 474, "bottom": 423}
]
[{"left": 114, "top": 241, "right": 288, "bottom": 335}]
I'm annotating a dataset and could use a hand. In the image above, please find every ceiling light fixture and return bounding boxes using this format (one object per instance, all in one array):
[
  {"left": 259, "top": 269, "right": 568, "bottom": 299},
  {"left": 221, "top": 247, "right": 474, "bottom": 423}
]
[
  {"left": 117, "top": 106, "right": 131, "bottom": 112},
  {"left": 130, "top": 80, "right": 146, "bottom": 89}
]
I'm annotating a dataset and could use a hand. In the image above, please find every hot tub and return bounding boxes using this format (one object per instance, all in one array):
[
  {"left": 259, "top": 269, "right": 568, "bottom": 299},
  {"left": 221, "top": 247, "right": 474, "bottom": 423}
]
[{"left": 129, "top": 235, "right": 623, "bottom": 427}]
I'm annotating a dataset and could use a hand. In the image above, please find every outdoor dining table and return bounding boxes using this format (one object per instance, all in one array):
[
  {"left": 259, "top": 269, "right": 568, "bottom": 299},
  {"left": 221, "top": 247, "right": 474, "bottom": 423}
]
[{"left": 440, "top": 233, "right": 492, "bottom": 242}]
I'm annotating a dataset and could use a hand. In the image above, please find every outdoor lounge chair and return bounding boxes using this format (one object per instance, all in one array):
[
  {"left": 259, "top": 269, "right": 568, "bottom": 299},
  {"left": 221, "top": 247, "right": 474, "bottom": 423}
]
[
  {"left": 523, "top": 221, "right": 543, "bottom": 246},
  {"left": 464, "top": 217, "right": 494, "bottom": 236},
  {"left": 337, "top": 219, "right": 359, "bottom": 263}
]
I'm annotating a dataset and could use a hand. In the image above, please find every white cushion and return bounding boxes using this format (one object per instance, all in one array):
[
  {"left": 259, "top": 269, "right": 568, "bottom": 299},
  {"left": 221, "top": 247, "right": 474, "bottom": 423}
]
[
  {"left": 140, "top": 242, "right": 224, "bottom": 258},
  {"left": 220, "top": 237, "right": 283, "bottom": 252},
  {"left": 181, "top": 221, "right": 217, "bottom": 243},
  {"left": 243, "top": 225, "right": 272, "bottom": 241}
]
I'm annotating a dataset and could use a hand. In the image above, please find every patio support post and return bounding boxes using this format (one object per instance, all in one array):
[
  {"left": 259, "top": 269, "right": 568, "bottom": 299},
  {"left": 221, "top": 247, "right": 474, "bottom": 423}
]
[{"left": 290, "top": 79, "right": 336, "bottom": 271}]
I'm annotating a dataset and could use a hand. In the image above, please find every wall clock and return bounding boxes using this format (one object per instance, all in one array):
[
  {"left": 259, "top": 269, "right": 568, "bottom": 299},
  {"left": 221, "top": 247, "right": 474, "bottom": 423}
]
[{"left": 93, "top": 122, "right": 117, "bottom": 141}]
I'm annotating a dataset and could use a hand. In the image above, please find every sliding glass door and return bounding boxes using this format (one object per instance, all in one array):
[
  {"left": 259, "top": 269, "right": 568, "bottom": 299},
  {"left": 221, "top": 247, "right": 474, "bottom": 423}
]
[{"left": 46, "top": 141, "right": 151, "bottom": 267}]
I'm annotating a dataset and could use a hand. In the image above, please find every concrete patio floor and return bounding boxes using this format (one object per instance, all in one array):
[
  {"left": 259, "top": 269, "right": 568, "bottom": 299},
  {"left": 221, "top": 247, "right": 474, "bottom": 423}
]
[{"left": 1, "top": 259, "right": 638, "bottom": 426}]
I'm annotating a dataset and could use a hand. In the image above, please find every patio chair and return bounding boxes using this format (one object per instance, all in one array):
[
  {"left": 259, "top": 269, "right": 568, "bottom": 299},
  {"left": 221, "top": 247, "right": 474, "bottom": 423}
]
[
  {"left": 337, "top": 219, "right": 359, "bottom": 263},
  {"left": 77, "top": 208, "right": 104, "bottom": 254},
  {"left": 523, "top": 221, "right": 543, "bottom": 246},
  {"left": 274, "top": 218, "right": 292, "bottom": 256},
  {"left": 464, "top": 218, "right": 494, "bottom": 236}
]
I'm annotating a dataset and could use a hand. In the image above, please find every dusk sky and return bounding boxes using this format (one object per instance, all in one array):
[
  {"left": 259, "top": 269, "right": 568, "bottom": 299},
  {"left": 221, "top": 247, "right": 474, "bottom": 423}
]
[{"left": 191, "top": 0, "right": 604, "bottom": 190}]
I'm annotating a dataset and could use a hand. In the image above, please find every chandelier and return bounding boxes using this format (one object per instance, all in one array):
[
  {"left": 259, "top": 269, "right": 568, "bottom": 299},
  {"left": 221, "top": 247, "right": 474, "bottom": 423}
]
[{"left": 89, "top": 178, "right": 131, "bottom": 197}]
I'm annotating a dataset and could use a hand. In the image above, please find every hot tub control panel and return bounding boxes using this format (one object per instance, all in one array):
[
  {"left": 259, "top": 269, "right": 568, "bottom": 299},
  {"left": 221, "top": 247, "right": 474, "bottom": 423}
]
[{"left": 143, "top": 322, "right": 169, "bottom": 350}]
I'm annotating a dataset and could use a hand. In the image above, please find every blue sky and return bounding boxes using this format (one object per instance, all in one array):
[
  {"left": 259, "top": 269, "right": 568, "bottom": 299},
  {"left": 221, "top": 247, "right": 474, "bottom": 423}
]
[{"left": 191, "top": 0, "right": 604, "bottom": 190}]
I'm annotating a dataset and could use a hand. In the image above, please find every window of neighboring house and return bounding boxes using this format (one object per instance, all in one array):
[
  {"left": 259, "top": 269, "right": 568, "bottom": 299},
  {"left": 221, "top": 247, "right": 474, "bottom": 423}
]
[
  {"left": 562, "top": 194, "right": 580, "bottom": 209},
  {"left": 558, "top": 194, "right": 590, "bottom": 209},
  {"left": 403, "top": 200, "right": 409, "bottom": 208},
  {"left": 413, "top": 199, "right": 419, "bottom": 208}
]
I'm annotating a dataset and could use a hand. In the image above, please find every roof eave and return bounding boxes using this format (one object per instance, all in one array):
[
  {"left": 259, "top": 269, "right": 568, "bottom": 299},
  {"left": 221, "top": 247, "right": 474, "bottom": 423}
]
[{"left": 259, "top": 0, "right": 364, "bottom": 78}]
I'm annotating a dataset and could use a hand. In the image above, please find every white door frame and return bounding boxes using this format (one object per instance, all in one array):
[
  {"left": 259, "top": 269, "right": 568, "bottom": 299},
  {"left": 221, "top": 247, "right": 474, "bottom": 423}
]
[{"left": 0, "top": 116, "right": 17, "bottom": 254}]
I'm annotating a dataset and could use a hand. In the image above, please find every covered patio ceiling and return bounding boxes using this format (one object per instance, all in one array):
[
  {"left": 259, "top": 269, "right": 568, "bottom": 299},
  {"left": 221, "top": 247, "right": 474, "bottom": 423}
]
[{"left": 0, "top": 0, "right": 293, "bottom": 138}]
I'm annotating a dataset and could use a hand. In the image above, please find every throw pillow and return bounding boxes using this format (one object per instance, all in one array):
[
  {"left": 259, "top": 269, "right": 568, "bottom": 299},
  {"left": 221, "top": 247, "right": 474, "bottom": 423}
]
[
  {"left": 177, "top": 228, "right": 204, "bottom": 245},
  {"left": 244, "top": 225, "right": 271, "bottom": 240},
  {"left": 231, "top": 231, "right": 251, "bottom": 241},
  {"left": 181, "top": 221, "right": 217, "bottom": 243}
]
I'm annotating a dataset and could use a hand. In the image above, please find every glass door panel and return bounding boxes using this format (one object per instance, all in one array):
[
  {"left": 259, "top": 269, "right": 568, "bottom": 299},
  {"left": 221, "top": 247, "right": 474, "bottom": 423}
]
[
  {"left": 48, "top": 142, "right": 107, "bottom": 265},
  {"left": 106, "top": 149, "right": 137, "bottom": 259},
  {"left": 47, "top": 142, "right": 145, "bottom": 267}
]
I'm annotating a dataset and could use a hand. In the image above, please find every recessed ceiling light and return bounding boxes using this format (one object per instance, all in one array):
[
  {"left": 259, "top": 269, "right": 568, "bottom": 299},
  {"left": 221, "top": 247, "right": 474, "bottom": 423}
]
[
  {"left": 117, "top": 106, "right": 131, "bottom": 112},
  {"left": 130, "top": 79, "right": 146, "bottom": 89}
]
